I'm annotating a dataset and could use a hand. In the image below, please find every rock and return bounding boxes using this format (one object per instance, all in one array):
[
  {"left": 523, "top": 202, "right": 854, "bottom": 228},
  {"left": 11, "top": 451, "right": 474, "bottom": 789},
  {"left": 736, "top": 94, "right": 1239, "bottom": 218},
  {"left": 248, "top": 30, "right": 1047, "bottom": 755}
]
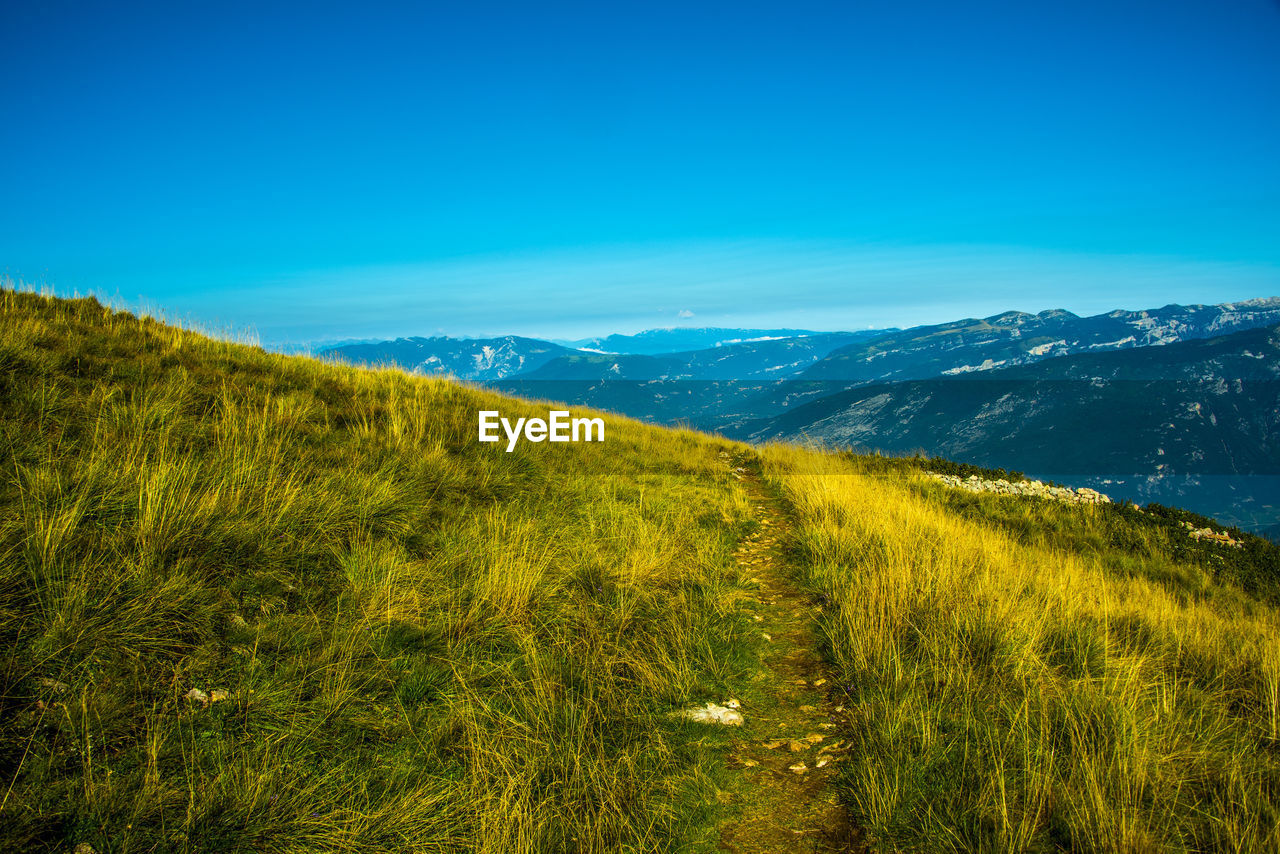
[
  {"left": 74, "top": 844, "right": 96, "bottom": 854},
  {"left": 185, "top": 688, "right": 209, "bottom": 705},
  {"left": 761, "top": 633, "right": 772, "bottom": 642},
  {"left": 816, "top": 756, "right": 831, "bottom": 768},
  {"left": 931, "top": 472, "right": 1112, "bottom": 506},
  {"left": 804, "top": 734, "right": 825, "bottom": 743},
  {"left": 788, "top": 762, "right": 808, "bottom": 775},
  {"left": 679, "top": 702, "right": 744, "bottom": 726},
  {"left": 761, "top": 739, "right": 784, "bottom": 750},
  {"left": 740, "top": 758, "right": 759, "bottom": 768},
  {"left": 787, "top": 740, "right": 807, "bottom": 752}
]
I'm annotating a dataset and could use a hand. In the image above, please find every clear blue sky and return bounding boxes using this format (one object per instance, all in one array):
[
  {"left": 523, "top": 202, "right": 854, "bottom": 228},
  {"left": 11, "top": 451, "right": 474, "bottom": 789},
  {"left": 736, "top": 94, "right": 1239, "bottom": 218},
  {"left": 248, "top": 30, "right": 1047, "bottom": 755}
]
[{"left": 3, "top": 0, "right": 1278, "bottom": 344}]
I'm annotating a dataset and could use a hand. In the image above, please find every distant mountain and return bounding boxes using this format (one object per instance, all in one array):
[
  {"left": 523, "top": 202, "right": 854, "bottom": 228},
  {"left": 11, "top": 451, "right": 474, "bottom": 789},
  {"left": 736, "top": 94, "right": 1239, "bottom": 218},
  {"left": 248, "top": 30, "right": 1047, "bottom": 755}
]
[
  {"left": 746, "top": 298, "right": 1280, "bottom": 417},
  {"left": 566, "top": 327, "right": 840, "bottom": 355},
  {"left": 731, "top": 324, "right": 1280, "bottom": 532},
  {"left": 492, "top": 331, "right": 890, "bottom": 426},
  {"left": 524, "top": 332, "right": 882, "bottom": 382},
  {"left": 320, "top": 335, "right": 577, "bottom": 381},
  {"left": 494, "top": 299, "right": 1280, "bottom": 436}
]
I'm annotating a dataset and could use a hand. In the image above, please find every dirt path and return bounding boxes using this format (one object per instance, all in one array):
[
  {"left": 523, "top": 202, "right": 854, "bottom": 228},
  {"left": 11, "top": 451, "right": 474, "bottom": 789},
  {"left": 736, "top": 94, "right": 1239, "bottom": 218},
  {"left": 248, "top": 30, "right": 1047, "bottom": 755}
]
[{"left": 718, "top": 466, "right": 862, "bottom": 853}]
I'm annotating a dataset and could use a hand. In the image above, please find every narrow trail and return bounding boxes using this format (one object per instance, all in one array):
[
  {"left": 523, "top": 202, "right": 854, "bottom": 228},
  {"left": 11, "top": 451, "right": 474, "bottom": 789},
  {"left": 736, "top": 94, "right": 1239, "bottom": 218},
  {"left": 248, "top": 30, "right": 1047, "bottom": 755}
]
[{"left": 718, "top": 464, "right": 862, "bottom": 853}]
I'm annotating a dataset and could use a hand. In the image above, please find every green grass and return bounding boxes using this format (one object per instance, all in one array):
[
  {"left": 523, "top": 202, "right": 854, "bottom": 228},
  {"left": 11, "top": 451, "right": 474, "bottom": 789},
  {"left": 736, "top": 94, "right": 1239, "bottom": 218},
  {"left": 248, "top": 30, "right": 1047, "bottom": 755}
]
[
  {"left": 764, "top": 446, "right": 1280, "bottom": 852},
  {"left": 0, "top": 287, "right": 764, "bottom": 852},
  {"left": 5, "top": 285, "right": 1280, "bottom": 852}
]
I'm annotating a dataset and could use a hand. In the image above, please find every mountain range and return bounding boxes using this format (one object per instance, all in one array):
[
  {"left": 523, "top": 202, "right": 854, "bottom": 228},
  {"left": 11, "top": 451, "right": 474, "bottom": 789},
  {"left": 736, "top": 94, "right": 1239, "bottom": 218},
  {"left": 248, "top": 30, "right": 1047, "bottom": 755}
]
[{"left": 321, "top": 298, "right": 1280, "bottom": 534}]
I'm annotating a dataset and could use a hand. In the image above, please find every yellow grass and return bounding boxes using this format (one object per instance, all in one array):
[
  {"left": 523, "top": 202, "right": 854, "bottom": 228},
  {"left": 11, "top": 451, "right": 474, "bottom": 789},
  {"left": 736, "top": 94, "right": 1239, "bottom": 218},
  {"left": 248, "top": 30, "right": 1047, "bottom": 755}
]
[{"left": 762, "top": 445, "right": 1280, "bottom": 851}]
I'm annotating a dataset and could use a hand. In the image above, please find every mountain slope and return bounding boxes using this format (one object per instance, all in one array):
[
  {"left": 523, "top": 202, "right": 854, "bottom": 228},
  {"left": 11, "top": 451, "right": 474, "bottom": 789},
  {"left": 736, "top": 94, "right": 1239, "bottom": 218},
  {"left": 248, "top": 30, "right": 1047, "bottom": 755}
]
[
  {"left": 737, "top": 323, "right": 1280, "bottom": 530},
  {"left": 565, "top": 326, "right": 830, "bottom": 354},
  {"left": 321, "top": 334, "right": 577, "bottom": 380},
  {"left": 490, "top": 331, "right": 890, "bottom": 429},
  {"left": 0, "top": 289, "right": 764, "bottom": 852},
  {"left": 4, "top": 288, "right": 1279, "bottom": 853},
  {"left": 744, "top": 297, "right": 1280, "bottom": 418},
  {"left": 522, "top": 331, "right": 876, "bottom": 382},
  {"left": 763, "top": 446, "right": 1280, "bottom": 852}
]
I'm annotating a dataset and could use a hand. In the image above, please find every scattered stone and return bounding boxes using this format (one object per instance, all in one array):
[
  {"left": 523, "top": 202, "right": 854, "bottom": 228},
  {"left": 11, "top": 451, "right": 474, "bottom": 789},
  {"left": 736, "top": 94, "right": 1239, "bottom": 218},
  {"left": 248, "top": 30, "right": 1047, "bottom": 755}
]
[
  {"left": 815, "top": 757, "right": 832, "bottom": 769},
  {"left": 677, "top": 702, "right": 744, "bottom": 726},
  {"left": 930, "top": 473, "right": 1111, "bottom": 506},
  {"left": 761, "top": 633, "right": 772, "bottom": 642},
  {"left": 787, "top": 740, "right": 807, "bottom": 753},
  {"left": 788, "top": 762, "right": 808, "bottom": 775},
  {"left": 762, "top": 739, "right": 785, "bottom": 750},
  {"left": 752, "top": 614, "right": 763, "bottom": 622},
  {"left": 803, "top": 734, "right": 825, "bottom": 743},
  {"left": 740, "top": 758, "right": 759, "bottom": 768},
  {"left": 1180, "top": 520, "right": 1243, "bottom": 548},
  {"left": 185, "top": 688, "right": 209, "bottom": 705},
  {"left": 74, "top": 844, "right": 96, "bottom": 854},
  {"left": 812, "top": 678, "right": 827, "bottom": 687}
]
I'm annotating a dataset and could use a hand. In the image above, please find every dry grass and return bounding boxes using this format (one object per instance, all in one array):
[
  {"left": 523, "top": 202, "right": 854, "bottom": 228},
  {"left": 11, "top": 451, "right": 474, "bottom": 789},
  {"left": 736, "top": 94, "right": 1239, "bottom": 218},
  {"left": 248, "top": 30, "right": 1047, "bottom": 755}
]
[
  {"left": 762, "top": 445, "right": 1280, "bottom": 852},
  {"left": 5, "top": 282, "right": 1277, "bottom": 852},
  {"left": 0, "top": 286, "right": 761, "bottom": 852}
]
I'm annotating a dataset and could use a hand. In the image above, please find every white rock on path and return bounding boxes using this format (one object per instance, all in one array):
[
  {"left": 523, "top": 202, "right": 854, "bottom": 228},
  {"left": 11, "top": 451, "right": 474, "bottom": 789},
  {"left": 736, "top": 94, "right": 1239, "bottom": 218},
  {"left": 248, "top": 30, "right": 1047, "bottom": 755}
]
[{"left": 678, "top": 701, "right": 745, "bottom": 726}]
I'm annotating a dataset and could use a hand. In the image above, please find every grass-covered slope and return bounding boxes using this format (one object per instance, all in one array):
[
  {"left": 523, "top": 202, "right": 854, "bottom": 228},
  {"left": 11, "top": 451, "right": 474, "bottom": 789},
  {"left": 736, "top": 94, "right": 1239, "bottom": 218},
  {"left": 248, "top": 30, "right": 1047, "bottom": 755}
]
[
  {"left": 0, "top": 289, "right": 762, "bottom": 852},
  {"left": 5, "top": 287, "right": 1280, "bottom": 853},
  {"left": 765, "top": 447, "right": 1280, "bottom": 852}
]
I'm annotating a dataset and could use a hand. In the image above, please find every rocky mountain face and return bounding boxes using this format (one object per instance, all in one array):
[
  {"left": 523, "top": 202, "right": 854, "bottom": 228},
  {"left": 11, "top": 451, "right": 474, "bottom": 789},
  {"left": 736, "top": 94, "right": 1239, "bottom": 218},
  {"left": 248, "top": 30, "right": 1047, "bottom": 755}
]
[
  {"left": 520, "top": 332, "right": 883, "bottom": 382},
  {"left": 500, "top": 299, "right": 1280, "bottom": 432},
  {"left": 564, "top": 326, "right": 831, "bottom": 355},
  {"left": 320, "top": 335, "right": 577, "bottom": 381},
  {"left": 746, "top": 298, "right": 1280, "bottom": 417},
  {"left": 490, "top": 332, "right": 891, "bottom": 427},
  {"left": 730, "top": 324, "right": 1280, "bottom": 531}
]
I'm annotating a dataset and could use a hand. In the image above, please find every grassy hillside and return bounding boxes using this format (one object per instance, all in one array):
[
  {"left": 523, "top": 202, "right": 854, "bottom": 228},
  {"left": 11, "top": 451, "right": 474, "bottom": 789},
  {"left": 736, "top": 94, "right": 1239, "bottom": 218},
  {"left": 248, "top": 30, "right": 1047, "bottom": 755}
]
[
  {"left": 0, "top": 289, "right": 763, "bottom": 852},
  {"left": 765, "top": 447, "right": 1280, "bottom": 851},
  {"left": 3, "top": 287, "right": 1279, "bottom": 852}
]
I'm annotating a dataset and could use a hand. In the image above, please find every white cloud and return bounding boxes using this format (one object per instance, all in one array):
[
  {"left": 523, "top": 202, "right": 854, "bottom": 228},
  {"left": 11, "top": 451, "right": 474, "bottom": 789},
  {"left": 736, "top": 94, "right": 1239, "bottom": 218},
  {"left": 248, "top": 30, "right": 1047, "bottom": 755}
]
[{"left": 677, "top": 309, "right": 695, "bottom": 319}]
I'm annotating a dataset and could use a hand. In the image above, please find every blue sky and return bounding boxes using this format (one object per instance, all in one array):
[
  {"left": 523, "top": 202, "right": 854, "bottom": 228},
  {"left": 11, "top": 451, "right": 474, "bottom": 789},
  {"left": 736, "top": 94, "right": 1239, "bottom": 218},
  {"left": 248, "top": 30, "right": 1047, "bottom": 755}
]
[{"left": 3, "top": 0, "right": 1278, "bottom": 344}]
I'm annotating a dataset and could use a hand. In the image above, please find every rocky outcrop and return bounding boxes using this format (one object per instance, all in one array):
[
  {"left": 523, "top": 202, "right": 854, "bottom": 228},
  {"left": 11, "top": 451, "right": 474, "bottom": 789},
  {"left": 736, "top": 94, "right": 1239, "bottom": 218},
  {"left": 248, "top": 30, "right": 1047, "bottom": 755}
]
[
  {"left": 930, "top": 473, "right": 1111, "bottom": 505},
  {"left": 1179, "top": 520, "right": 1244, "bottom": 549}
]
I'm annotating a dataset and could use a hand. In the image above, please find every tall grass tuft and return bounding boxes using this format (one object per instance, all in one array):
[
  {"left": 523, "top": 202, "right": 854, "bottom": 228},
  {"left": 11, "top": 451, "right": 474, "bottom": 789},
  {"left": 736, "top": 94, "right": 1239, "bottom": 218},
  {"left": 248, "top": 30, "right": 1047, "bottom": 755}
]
[
  {"left": 763, "top": 445, "right": 1280, "bottom": 852},
  {"left": 0, "top": 286, "right": 759, "bottom": 852}
]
